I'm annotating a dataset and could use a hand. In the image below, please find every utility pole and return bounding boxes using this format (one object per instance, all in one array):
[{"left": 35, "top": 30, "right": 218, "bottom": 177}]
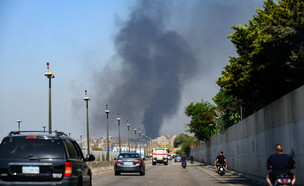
[
  {"left": 117, "top": 113, "right": 121, "bottom": 153},
  {"left": 45, "top": 62, "right": 55, "bottom": 134},
  {"left": 84, "top": 90, "right": 91, "bottom": 154},
  {"left": 105, "top": 105, "right": 110, "bottom": 161},
  {"left": 16, "top": 120, "right": 22, "bottom": 132},
  {"left": 126, "top": 121, "right": 130, "bottom": 152},
  {"left": 134, "top": 127, "right": 137, "bottom": 153}
]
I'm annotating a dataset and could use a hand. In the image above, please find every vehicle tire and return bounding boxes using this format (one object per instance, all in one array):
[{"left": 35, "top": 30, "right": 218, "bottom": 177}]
[
  {"left": 77, "top": 177, "right": 83, "bottom": 186},
  {"left": 152, "top": 162, "right": 156, "bottom": 165},
  {"left": 140, "top": 171, "right": 145, "bottom": 176},
  {"left": 88, "top": 175, "right": 92, "bottom": 186},
  {"left": 164, "top": 162, "right": 168, "bottom": 165},
  {"left": 115, "top": 171, "right": 121, "bottom": 176}
]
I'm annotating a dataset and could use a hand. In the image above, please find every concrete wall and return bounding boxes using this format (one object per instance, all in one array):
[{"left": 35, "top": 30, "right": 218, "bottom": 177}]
[
  {"left": 82, "top": 150, "right": 119, "bottom": 161},
  {"left": 87, "top": 161, "right": 115, "bottom": 174},
  {"left": 191, "top": 85, "right": 304, "bottom": 185}
]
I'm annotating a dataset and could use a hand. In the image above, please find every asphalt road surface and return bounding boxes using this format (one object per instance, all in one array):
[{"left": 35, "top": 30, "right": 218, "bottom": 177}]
[{"left": 92, "top": 160, "right": 265, "bottom": 186}]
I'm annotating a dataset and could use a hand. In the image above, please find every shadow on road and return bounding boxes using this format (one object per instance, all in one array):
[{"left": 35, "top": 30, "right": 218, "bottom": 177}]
[{"left": 117, "top": 173, "right": 143, "bottom": 176}]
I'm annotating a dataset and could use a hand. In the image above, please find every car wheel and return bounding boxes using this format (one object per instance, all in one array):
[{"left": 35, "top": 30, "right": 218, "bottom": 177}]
[
  {"left": 164, "top": 162, "right": 168, "bottom": 165},
  {"left": 77, "top": 177, "right": 83, "bottom": 186},
  {"left": 115, "top": 171, "right": 121, "bottom": 176},
  {"left": 89, "top": 175, "right": 92, "bottom": 186},
  {"left": 140, "top": 171, "right": 145, "bottom": 176},
  {"left": 152, "top": 162, "right": 156, "bottom": 165}
]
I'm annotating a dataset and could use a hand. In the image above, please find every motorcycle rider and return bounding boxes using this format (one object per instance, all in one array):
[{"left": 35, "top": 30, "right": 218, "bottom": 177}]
[
  {"left": 214, "top": 151, "right": 227, "bottom": 172},
  {"left": 266, "top": 144, "right": 296, "bottom": 186},
  {"left": 181, "top": 153, "right": 187, "bottom": 167}
]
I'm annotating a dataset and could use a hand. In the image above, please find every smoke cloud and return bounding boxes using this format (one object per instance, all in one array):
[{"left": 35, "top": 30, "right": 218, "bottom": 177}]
[
  {"left": 88, "top": 0, "right": 264, "bottom": 138},
  {"left": 91, "top": 1, "right": 198, "bottom": 138}
]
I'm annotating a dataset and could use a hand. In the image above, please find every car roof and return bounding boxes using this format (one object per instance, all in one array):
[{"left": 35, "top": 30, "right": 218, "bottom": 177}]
[{"left": 5, "top": 131, "right": 70, "bottom": 140}]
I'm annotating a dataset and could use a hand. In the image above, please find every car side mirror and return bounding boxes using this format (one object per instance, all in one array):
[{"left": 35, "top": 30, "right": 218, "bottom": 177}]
[{"left": 85, "top": 154, "right": 95, "bottom": 161}]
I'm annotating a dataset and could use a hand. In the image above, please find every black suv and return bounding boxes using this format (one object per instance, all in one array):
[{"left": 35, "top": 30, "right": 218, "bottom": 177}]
[{"left": 0, "top": 131, "right": 95, "bottom": 185}]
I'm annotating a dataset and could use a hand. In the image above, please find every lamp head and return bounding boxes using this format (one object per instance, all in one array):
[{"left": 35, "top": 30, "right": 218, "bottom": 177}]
[{"left": 105, "top": 105, "right": 110, "bottom": 113}]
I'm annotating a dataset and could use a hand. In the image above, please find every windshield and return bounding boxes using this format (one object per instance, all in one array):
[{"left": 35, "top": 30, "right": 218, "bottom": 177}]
[
  {"left": 118, "top": 153, "right": 139, "bottom": 159},
  {"left": 0, "top": 138, "right": 65, "bottom": 159}
]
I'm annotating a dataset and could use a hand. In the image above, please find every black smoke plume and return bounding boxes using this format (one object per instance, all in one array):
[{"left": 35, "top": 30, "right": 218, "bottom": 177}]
[{"left": 92, "top": 1, "right": 198, "bottom": 138}]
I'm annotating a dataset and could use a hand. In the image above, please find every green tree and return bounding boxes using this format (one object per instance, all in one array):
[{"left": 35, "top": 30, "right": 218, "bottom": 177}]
[
  {"left": 180, "top": 136, "right": 195, "bottom": 156},
  {"left": 213, "top": 89, "right": 241, "bottom": 131},
  {"left": 217, "top": 0, "right": 304, "bottom": 117},
  {"left": 184, "top": 100, "right": 217, "bottom": 141},
  {"left": 174, "top": 134, "right": 190, "bottom": 148}
]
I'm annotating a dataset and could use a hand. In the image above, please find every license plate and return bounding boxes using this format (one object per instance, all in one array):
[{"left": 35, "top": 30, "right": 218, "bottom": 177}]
[
  {"left": 22, "top": 166, "right": 39, "bottom": 174},
  {"left": 124, "top": 162, "right": 133, "bottom": 166}
]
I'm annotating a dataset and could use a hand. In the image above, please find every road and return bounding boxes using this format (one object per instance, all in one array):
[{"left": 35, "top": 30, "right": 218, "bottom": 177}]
[{"left": 92, "top": 160, "right": 265, "bottom": 186}]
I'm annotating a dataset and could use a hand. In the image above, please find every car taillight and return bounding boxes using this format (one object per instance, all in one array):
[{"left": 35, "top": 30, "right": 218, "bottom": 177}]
[
  {"left": 26, "top": 136, "right": 37, "bottom": 139},
  {"left": 116, "top": 160, "right": 123, "bottom": 164},
  {"left": 64, "top": 162, "right": 72, "bottom": 177},
  {"left": 134, "top": 160, "right": 141, "bottom": 164}
]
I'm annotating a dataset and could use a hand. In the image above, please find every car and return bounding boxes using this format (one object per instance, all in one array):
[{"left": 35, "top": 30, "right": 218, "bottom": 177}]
[
  {"left": 0, "top": 131, "right": 95, "bottom": 186},
  {"left": 114, "top": 153, "right": 145, "bottom": 176},
  {"left": 174, "top": 155, "right": 181, "bottom": 162},
  {"left": 168, "top": 155, "right": 172, "bottom": 160}
]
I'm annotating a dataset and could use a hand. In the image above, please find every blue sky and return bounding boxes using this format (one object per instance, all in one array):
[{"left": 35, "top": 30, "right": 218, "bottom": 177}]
[
  {"left": 0, "top": 0, "right": 134, "bottom": 140},
  {"left": 0, "top": 0, "right": 264, "bottom": 140}
]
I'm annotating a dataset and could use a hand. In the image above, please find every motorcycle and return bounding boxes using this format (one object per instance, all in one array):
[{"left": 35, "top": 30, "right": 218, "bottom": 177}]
[
  {"left": 182, "top": 161, "right": 187, "bottom": 169},
  {"left": 274, "top": 173, "right": 292, "bottom": 185},
  {"left": 217, "top": 164, "right": 225, "bottom": 176}
]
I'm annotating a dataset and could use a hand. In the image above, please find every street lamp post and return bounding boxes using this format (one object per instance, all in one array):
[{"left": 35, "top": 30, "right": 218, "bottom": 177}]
[
  {"left": 45, "top": 62, "right": 55, "bottom": 134},
  {"left": 126, "top": 121, "right": 130, "bottom": 152},
  {"left": 134, "top": 127, "right": 137, "bottom": 153},
  {"left": 117, "top": 113, "right": 121, "bottom": 153},
  {"left": 16, "top": 120, "right": 22, "bottom": 132},
  {"left": 105, "top": 105, "right": 110, "bottom": 161},
  {"left": 42, "top": 125, "right": 46, "bottom": 134},
  {"left": 146, "top": 137, "right": 148, "bottom": 156},
  {"left": 142, "top": 133, "right": 145, "bottom": 158},
  {"left": 148, "top": 137, "right": 151, "bottom": 156},
  {"left": 80, "top": 134, "right": 83, "bottom": 149},
  {"left": 138, "top": 130, "right": 141, "bottom": 157},
  {"left": 84, "top": 90, "right": 91, "bottom": 154}
]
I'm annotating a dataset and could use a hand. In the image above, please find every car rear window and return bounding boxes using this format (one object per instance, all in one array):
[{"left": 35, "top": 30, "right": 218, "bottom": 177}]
[
  {"left": 118, "top": 153, "right": 139, "bottom": 158},
  {"left": 0, "top": 137, "right": 65, "bottom": 159}
]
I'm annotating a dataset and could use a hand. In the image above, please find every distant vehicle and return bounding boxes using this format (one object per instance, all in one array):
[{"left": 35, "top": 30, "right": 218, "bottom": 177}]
[
  {"left": 0, "top": 131, "right": 95, "bottom": 186},
  {"left": 152, "top": 148, "right": 168, "bottom": 165},
  {"left": 114, "top": 153, "right": 145, "bottom": 176},
  {"left": 168, "top": 155, "right": 172, "bottom": 160},
  {"left": 175, "top": 155, "right": 181, "bottom": 162}
]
